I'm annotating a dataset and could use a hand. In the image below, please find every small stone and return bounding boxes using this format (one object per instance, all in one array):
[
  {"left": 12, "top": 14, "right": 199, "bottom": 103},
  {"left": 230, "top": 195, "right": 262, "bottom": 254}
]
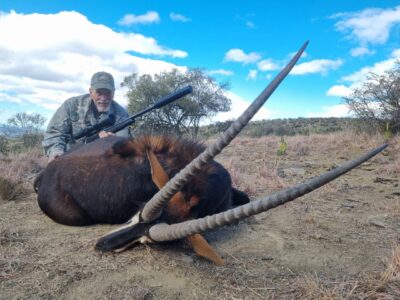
[
  {"left": 368, "top": 218, "right": 386, "bottom": 228},
  {"left": 179, "top": 254, "right": 194, "bottom": 264}
]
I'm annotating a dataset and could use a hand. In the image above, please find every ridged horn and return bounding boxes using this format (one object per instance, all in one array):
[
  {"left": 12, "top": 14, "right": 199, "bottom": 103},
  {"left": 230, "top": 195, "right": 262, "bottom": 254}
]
[
  {"left": 140, "top": 40, "right": 309, "bottom": 223},
  {"left": 147, "top": 143, "right": 388, "bottom": 242}
]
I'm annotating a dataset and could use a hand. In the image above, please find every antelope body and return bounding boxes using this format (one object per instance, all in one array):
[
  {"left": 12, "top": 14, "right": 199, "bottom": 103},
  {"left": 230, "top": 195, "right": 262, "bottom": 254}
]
[{"left": 34, "top": 135, "right": 249, "bottom": 226}]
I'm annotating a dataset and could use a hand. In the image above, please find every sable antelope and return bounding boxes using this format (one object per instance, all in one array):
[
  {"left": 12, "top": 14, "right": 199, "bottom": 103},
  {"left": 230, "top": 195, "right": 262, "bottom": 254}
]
[
  {"left": 35, "top": 134, "right": 250, "bottom": 264},
  {"left": 35, "top": 41, "right": 388, "bottom": 264},
  {"left": 35, "top": 136, "right": 245, "bottom": 224}
]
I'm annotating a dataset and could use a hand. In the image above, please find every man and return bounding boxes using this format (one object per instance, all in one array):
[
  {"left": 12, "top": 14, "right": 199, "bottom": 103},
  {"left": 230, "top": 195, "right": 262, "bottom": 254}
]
[{"left": 43, "top": 71, "right": 130, "bottom": 161}]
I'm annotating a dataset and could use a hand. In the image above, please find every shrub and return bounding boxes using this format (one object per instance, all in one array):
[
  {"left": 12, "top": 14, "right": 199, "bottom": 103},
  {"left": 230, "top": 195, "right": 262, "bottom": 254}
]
[
  {"left": 0, "top": 177, "right": 23, "bottom": 201},
  {"left": 21, "top": 133, "right": 43, "bottom": 149},
  {"left": 277, "top": 136, "right": 287, "bottom": 156},
  {"left": 384, "top": 122, "right": 392, "bottom": 141},
  {"left": 0, "top": 147, "right": 47, "bottom": 201},
  {"left": 0, "top": 135, "right": 10, "bottom": 154}
]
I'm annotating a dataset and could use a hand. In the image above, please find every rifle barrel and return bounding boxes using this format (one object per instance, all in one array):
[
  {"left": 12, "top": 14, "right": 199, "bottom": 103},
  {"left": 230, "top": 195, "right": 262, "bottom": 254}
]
[
  {"left": 104, "top": 85, "right": 193, "bottom": 133},
  {"left": 153, "top": 85, "right": 193, "bottom": 109}
]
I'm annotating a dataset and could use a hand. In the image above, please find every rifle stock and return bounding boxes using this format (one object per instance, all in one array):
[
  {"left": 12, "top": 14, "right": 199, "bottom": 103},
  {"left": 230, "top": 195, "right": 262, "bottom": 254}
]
[{"left": 83, "top": 85, "right": 193, "bottom": 143}]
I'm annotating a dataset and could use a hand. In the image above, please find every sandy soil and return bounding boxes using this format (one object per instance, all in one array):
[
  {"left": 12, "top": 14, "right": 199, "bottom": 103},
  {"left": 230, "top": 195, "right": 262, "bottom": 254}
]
[{"left": 1, "top": 134, "right": 399, "bottom": 299}]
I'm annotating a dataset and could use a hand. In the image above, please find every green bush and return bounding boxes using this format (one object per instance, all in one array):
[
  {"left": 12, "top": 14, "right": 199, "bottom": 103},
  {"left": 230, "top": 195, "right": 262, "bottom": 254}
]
[
  {"left": 384, "top": 123, "right": 392, "bottom": 141},
  {"left": 21, "top": 133, "right": 43, "bottom": 149},
  {"left": 0, "top": 135, "right": 10, "bottom": 154},
  {"left": 277, "top": 136, "right": 287, "bottom": 156},
  {"left": 1, "top": 134, "right": 44, "bottom": 154}
]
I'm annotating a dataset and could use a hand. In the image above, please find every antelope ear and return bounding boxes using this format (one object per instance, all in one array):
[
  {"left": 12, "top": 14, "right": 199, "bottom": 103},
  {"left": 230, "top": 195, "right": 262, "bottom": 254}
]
[
  {"left": 112, "top": 139, "right": 136, "bottom": 157},
  {"left": 186, "top": 233, "right": 225, "bottom": 265},
  {"left": 147, "top": 150, "right": 169, "bottom": 189}
]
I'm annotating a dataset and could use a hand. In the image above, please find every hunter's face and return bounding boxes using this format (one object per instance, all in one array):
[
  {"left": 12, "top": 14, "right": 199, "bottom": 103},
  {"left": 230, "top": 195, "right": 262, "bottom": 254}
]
[{"left": 90, "top": 88, "right": 114, "bottom": 112}]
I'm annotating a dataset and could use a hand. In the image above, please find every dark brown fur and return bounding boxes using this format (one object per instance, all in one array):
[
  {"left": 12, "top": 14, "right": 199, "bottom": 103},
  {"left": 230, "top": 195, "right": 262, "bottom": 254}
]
[{"left": 34, "top": 135, "right": 249, "bottom": 226}]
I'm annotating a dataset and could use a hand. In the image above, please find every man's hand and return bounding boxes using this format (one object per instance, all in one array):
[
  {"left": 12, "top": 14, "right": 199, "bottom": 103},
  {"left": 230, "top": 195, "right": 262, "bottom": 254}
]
[{"left": 99, "top": 131, "right": 116, "bottom": 138}]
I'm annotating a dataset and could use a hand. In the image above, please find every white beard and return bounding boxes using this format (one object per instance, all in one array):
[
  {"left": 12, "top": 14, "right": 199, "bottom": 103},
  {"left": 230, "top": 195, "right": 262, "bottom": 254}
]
[{"left": 95, "top": 103, "right": 111, "bottom": 113}]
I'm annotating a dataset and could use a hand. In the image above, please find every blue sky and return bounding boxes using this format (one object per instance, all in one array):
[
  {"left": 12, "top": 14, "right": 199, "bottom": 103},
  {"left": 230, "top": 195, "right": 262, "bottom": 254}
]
[{"left": 0, "top": 1, "right": 400, "bottom": 125}]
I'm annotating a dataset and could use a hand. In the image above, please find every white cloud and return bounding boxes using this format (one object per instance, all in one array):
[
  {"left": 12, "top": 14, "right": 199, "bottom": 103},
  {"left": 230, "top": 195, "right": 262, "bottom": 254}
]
[
  {"left": 306, "top": 104, "right": 352, "bottom": 118},
  {"left": 235, "top": 14, "right": 256, "bottom": 30},
  {"left": 207, "top": 69, "right": 234, "bottom": 76},
  {"left": 287, "top": 51, "right": 308, "bottom": 59},
  {"left": 326, "top": 85, "right": 352, "bottom": 98},
  {"left": 342, "top": 48, "right": 400, "bottom": 83},
  {"left": 326, "top": 48, "right": 400, "bottom": 99},
  {"left": 291, "top": 59, "right": 343, "bottom": 75},
  {"left": 212, "top": 91, "right": 271, "bottom": 122},
  {"left": 247, "top": 70, "right": 258, "bottom": 80},
  {"left": 334, "top": 5, "right": 400, "bottom": 46},
  {"left": 0, "top": 11, "right": 186, "bottom": 58},
  {"left": 224, "top": 49, "right": 261, "bottom": 65},
  {"left": 0, "top": 91, "right": 23, "bottom": 104},
  {"left": 0, "top": 10, "right": 187, "bottom": 121},
  {"left": 392, "top": 49, "right": 400, "bottom": 57},
  {"left": 118, "top": 11, "right": 160, "bottom": 26},
  {"left": 246, "top": 21, "right": 255, "bottom": 29},
  {"left": 170, "top": 12, "right": 191, "bottom": 22},
  {"left": 350, "top": 47, "right": 375, "bottom": 57},
  {"left": 257, "top": 58, "right": 280, "bottom": 71},
  {"left": 121, "top": 34, "right": 187, "bottom": 58}
]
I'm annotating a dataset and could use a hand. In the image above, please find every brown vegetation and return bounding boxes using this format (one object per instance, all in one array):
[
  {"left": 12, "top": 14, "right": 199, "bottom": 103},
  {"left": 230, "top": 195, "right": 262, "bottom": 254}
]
[
  {"left": 0, "top": 131, "right": 399, "bottom": 299},
  {"left": 0, "top": 148, "right": 47, "bottom": 202}
]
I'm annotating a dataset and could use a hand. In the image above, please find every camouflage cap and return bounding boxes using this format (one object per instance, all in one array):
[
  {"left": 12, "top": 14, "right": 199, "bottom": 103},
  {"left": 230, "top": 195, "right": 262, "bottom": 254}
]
[{"left": 90, "top": 71, "right": 115, "bottom": 91}]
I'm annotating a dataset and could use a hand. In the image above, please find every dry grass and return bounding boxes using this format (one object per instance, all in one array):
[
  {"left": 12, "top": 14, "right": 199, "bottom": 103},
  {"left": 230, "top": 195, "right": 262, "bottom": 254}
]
[
  {"left": 0, "top": 177, "right": 24, "bottom": 201},
  {"left": 0, "top": 146, "right": 47, "bottom": 201},
  {"left": 381, "top": 244, "right": 400, "bottom": 283},
  {"left": 377, "top": 137, "right": 400, "bottom": 177},
  {"left": 0, "top": 228, "right": 25, "bottom": 281},
  {"left": 289, "top": 244, "right": 400, "bottom": 299},
  {"left": 103, "top": 284, "right": 151, "bottom": 300},
  {"left": 350, "top": 243, "right": 400, "bottom": 298},
  {"left": 220, "top": 130, "right": 391, "bottom": 199},
  {"left": 291, "top": 274, "right": 353, "bottom": 299},
  {"left": 224, "top": 157, "right": 287, "bottom": 196},
  {"left": 287, "top": 131, "right": 384, "bottom": 157},
  {"left": 389, "top": 199, "right": 400, "bottom": 216},
  {"left": 1, "top": 131, "right": 399, "bottom": 299},
  {"left": 220, "top": 132, "right": 399, "bottom": 298}
]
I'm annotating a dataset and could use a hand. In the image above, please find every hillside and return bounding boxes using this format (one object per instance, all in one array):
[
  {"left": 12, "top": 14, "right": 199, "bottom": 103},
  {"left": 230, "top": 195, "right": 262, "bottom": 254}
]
[
  {"left": 199, "top": 117, "right": 360, "bottom": 138},
  {"left": 0, "top": 124, "right": 26, "bottom": 137}
]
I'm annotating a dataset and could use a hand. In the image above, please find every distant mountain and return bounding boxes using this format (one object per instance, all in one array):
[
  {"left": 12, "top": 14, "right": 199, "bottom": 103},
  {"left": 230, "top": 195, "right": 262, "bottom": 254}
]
[{"left": 0, "top": 124, "right": 27, "bottom": 137}]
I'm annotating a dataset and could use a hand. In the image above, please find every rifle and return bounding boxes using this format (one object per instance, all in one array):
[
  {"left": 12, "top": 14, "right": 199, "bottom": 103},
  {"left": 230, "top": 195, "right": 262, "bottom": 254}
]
[{"left": 73, "top": 85, "right": 193, "bottom": 144}]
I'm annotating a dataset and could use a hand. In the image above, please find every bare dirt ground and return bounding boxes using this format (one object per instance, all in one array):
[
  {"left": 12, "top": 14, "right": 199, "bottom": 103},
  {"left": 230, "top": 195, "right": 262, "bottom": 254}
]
[{"left": 1, "top": 132, "right": 399, "bottom": 299}]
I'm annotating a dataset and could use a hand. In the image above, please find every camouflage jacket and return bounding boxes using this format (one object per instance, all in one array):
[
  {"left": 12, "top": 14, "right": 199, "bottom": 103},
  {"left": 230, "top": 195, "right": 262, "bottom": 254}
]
[{"left": 43, "top": 94, "right": 130, "bottom": 158}]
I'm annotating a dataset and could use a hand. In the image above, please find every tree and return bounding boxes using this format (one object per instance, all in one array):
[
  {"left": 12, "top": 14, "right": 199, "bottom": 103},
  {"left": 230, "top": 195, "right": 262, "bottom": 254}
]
[
  {"left": 7, "top": 112, "right": 46, "bottom": 134},
  {"left": 7, "top": 112, "right": 46, "bottom": 150},
  {"left": 122, "top": 68, "right": 231, "bottom": 138},
  {"left": 343, "top": 61, "right": 400, "bottom": 133}
]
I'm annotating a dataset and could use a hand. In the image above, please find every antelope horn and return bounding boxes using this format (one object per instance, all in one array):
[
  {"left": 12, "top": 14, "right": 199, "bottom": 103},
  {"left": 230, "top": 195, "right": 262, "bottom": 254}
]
[
  {"left": 147, "top": 143, "right": 388, "bottom": 242},
  {"left": 140, "top": 40, "right": 309, "bottom": 223}
]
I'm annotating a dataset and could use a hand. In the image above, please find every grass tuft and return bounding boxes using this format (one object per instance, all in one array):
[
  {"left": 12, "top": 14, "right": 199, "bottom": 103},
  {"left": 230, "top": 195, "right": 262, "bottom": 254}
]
[
  {"left": 0, "top": 146, "right": 47, "bottom": 201},
  {"left": 0, "top": 177, "right": 24, "bottom": 201}
]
